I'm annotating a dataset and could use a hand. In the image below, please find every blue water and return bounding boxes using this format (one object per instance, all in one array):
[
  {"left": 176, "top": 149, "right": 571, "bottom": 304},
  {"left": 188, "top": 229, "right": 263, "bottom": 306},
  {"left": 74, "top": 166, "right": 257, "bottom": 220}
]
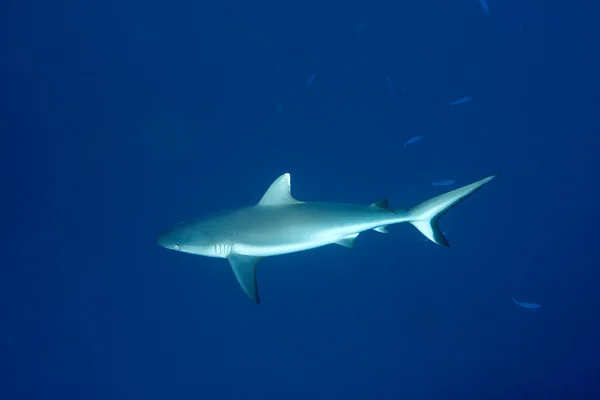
[{"left": 2, "top": 0, "right": 599, "bottom": 398}]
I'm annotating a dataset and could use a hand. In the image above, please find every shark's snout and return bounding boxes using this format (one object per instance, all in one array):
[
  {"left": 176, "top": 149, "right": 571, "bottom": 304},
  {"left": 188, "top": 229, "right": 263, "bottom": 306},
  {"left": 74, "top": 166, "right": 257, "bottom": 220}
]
[
  {"left": 157, "top": 230, "right": 175, "bottom": 249},
  {"left": 157, "top": 232, "right": 167, "bottom": 248}
]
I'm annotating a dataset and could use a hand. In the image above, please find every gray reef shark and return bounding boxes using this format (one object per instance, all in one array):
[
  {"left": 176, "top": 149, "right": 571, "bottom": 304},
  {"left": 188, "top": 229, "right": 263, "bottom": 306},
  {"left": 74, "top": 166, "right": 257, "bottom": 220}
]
[{"left": 158, "top": 173, "right": 496, "bottom": 303}]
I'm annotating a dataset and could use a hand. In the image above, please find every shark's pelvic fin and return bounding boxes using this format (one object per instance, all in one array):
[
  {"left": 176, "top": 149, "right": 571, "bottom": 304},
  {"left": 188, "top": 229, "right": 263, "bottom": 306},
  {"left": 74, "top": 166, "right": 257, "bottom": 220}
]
[
  {"left": 258, "top": 173, "right": 302, "bottom": 206},
  {"left": 335, "top": 233, "right": 360, "bottom": 248},
  {"left": 373, "top": 226, "right": 390, "bottom": 233},
  {"left": 407, "top": 175, "right": 497, "bottom": 247},
  {"left": 228, "top": 253, "right": 262, "bottom": 304}
]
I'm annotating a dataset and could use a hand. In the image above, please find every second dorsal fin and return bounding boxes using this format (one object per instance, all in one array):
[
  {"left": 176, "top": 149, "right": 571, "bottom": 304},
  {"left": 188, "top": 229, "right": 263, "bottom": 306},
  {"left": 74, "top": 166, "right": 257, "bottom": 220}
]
[
  {"left": 369, "top": 198, "right": 398, "bottom": 215},
  {"left": 370, "top": 199, "right": 391, "bottom": 210}
]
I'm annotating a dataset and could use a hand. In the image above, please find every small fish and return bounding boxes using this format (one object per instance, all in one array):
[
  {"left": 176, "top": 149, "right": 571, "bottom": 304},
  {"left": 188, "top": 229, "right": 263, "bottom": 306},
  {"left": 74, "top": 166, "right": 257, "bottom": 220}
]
[
  {"left": 306, "top": 73, "right": 316, "bottom": 86},
  {"left": 432, "top": 180, "right": 456, "bottom": 186},
  {"left": 355, "top": 22, "right": 364, "bottom": 37},
  {"left": 386, "top": 75, "right": 393, "bottom": 92},
  {"left": 512, "top": 297, "right": 540, "bottom": 310},
  {"left": 275, "top": 102, "right": 283, "bottom": 113},
  {"left": 404, "top": 135, "right": 424, "bottom": 148},
  {"left": 450, "top": 96, "right": 472, "bottom": 106},
  {"left": 479, "top": 0, "right": 490, "bottom": 15},
  {"left": 519, "top": 15, "right": 526, "bottom": 34}
]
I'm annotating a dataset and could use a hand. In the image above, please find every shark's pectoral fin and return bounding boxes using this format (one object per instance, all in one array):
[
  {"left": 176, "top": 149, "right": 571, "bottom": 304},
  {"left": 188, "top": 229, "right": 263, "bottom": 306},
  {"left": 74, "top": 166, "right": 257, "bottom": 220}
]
[
  {"left": 228, "top": 254, "right": 263, "bottom": 304},
  {"left": 335, "top": 233, "right": 360, "bottom": 248}
]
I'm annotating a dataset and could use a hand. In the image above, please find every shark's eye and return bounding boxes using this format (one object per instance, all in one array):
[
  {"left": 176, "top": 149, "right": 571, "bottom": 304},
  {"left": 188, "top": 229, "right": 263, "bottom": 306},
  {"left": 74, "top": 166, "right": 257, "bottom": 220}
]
[{"left": 173, "top": 244, "right": 180, "bottom": 250}]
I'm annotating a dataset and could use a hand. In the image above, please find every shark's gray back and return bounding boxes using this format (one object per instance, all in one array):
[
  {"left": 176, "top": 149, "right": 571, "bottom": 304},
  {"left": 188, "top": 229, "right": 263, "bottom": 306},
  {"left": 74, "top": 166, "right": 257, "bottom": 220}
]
[{"left": 191, "top": 201, "right": 391, "bottom": 247}]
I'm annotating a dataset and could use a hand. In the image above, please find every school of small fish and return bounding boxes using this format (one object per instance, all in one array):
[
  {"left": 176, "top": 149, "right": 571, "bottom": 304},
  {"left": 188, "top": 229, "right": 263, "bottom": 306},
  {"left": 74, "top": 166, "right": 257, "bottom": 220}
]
[{"left": 275, "top": 2, "right": 539, "bottom": 312}]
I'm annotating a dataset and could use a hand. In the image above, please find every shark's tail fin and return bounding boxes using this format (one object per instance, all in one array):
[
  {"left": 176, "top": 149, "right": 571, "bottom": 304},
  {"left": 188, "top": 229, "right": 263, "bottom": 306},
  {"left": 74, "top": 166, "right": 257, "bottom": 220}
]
[{"left": 407, "top": 175, "right": 496, "bottom": 247}]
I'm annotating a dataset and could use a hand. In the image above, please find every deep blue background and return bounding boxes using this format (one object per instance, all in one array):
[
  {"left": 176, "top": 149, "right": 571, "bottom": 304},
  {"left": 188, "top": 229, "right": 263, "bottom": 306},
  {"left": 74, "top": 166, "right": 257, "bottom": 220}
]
[{"left": 2, "top": 0, "right": 599, "bottom": 398}]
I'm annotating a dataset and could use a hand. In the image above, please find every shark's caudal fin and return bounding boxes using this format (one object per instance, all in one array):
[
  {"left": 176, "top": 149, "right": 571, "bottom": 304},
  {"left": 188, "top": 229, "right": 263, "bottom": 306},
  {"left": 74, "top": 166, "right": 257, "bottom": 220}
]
[{"left": 407, "top": 175, "right": 497, "bottom": 247}]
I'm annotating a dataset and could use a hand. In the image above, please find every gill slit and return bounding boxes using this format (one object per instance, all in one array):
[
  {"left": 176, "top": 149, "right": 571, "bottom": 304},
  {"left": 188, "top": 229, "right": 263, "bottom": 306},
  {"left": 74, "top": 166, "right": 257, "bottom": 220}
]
[{"left": 214, "top": 243, "right": 232, "bottom": 257}]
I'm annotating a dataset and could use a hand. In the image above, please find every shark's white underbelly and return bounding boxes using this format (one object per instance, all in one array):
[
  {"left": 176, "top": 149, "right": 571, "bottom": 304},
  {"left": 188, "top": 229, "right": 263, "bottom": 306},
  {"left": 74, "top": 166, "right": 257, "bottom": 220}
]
[
  {"left": 233, "top": 237, "right": 337, "bottom": 257},
  {"left": 231, "top": 222, "right": 379, "bottom": 257}
]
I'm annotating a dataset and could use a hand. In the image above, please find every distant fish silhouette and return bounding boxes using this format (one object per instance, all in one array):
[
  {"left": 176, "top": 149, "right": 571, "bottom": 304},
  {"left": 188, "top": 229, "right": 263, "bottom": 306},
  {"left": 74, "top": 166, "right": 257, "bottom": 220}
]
[
  {"left": 512, "top": 297, "right": 540, "bottom": 310},
  {"left": 432, "top": 180, "right": 456, "bottom": 186},
  {"left": 386, "top": 75, "right": 393, "bottom": 92},
  {"left": 479, "top": 0, "right": 490, "bottom": 15},
  {"left": 306, "top": 73, "right": 316, "bottom": 86},
  {"left": 355, "top": 22, "right": 364, "bottom": 38},
  {"left": 450, "top": 96, "right": 472, "bottom": 105},
  {"left": 404, "top": 135, "right": 424, "bottom": 148},
  {"left": 519, "top": 15, "right": 526, "bottom": 34}
]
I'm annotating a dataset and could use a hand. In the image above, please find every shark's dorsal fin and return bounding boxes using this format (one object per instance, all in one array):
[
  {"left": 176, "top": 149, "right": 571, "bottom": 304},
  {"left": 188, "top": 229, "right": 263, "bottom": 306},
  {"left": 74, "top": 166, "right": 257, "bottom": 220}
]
[
  {"left": 258, "top": 173, "right": 301, "bottom": 206},
  {"left": 228, "top": 253, "right": 262, "bottom": 304}
]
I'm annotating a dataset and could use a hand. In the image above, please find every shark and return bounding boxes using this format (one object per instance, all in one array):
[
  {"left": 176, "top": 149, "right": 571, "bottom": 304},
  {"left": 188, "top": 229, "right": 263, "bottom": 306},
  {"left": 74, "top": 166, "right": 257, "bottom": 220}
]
[{"left": 158, "top": 173, "right": 496, "bottom": 303}]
